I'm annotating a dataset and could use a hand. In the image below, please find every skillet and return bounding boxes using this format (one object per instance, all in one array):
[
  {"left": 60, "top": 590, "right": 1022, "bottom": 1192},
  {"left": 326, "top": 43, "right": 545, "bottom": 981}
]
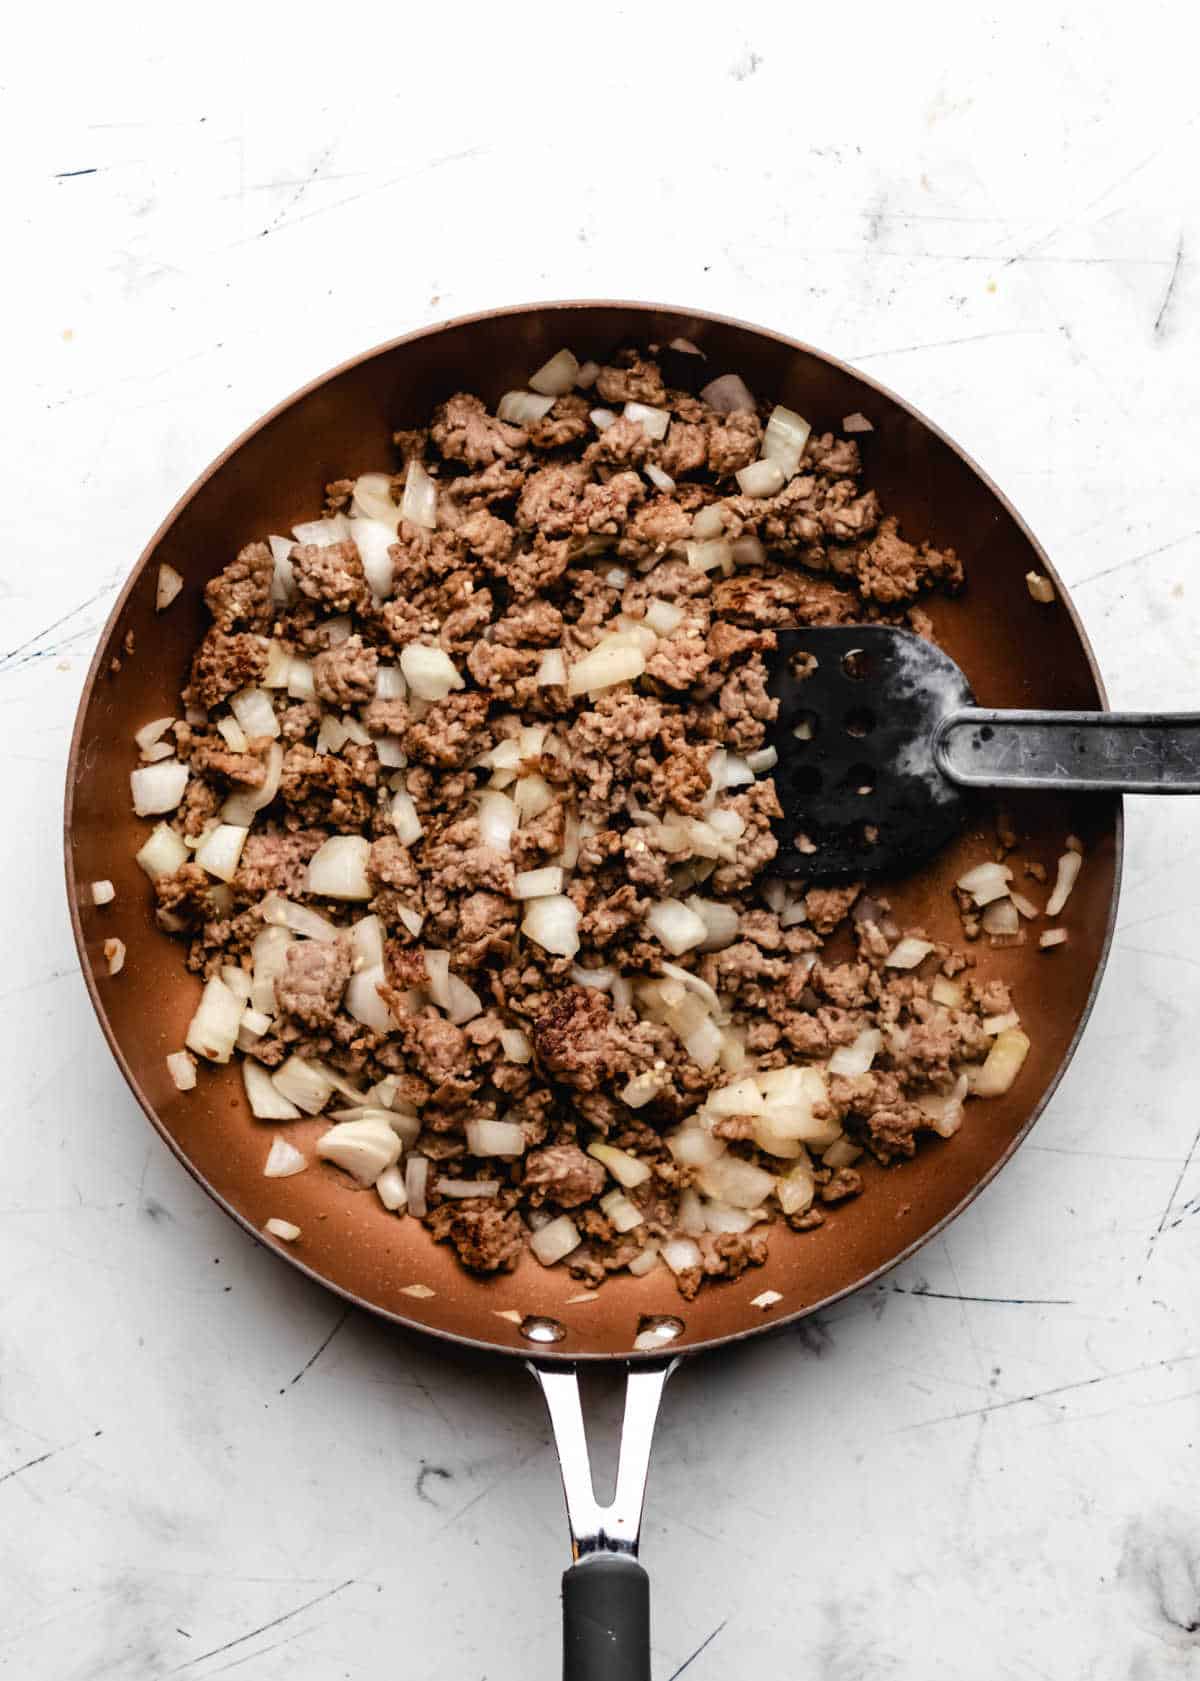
[{"left": 63, "top": 302, "right": 1121, "bottom": 1678}]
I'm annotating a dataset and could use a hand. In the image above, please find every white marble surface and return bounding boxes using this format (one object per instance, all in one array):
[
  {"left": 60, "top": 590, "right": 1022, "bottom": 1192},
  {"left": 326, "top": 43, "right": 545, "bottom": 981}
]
[{"left": 4, "top": 5, "right": 1199, "bottom": 1676}]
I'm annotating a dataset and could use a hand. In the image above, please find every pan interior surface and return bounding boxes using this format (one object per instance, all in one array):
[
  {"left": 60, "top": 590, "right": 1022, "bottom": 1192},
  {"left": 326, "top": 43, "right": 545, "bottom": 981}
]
[{"left": 65, "top": 303, "right": 1120, "bottom": 1361}]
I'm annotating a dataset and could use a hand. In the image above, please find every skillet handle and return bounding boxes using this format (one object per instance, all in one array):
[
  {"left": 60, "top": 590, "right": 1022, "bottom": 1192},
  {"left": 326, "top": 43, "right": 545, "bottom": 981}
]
[
  {"left": 529, "top": 1360, "right": 676, "bottom": 1681},
  {"left": 562, "top": 1553, "right": 651, "bottom": 1681},
  {"left": 935, "top": 708, "right": 1200, "bottom": 792}
]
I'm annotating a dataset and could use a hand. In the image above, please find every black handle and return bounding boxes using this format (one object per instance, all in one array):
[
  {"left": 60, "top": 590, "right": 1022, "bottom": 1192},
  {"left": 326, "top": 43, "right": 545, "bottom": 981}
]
[{"left": 562, "top": 1553, "right": 651, "bottom": 1681}]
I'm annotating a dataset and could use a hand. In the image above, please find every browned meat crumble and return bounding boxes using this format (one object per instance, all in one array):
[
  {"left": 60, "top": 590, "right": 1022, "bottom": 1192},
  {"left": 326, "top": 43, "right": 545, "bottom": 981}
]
[{"left": 134, "top": 344, "right": 1029, "bottom": 1297}]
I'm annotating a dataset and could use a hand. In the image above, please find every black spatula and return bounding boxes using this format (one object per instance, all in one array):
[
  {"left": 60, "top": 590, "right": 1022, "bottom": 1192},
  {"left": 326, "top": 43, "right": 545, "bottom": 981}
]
[{"left": 764, "top": 626, "right": 1200, "bottom": 881}]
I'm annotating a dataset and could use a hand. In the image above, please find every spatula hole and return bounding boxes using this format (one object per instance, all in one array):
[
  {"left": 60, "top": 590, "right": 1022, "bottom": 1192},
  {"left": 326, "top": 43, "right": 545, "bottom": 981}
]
[
  {"left": 845, "top": 763, "right": 876, "bottom": 796},
  {"left": 635, "top": 1314, "right": 684, "bottom": 1351},
  {"left": 791, "top": 711, "right": 818, "bottom": 742},
  {"left": 844, "top": 707, "right": 874, "bottom": 738},
  {"left": 841, "top": 648, "right": 870, "bottom": 681}
]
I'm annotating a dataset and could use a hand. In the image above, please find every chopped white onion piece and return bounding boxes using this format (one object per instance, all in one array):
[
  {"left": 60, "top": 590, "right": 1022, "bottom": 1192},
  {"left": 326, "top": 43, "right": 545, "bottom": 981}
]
[
  {"left": 250, "top": 924, "right": 292, "bottom": 1013},
  {"left": 216, "top": 715, "right": 250, "bottom": 753},
  {"left": 499, "top": 1027, "right": 532, "bottom": 1063},
  {"left": 267, "top": 536, "right": 296, "bottom": 605},
  {"left": 571, "top": 964, "right": 614, "bottom": 991},
  {"left": 166, "top": 1050, "right": 196, "bottom": 1091},
  {"left": 667, "top": 1125, "right": 727, "bottom": 1167},
  {"left": 293, "top": 514, "right": 352, "bottom": 547},
  {"left": 265, "top": 1218, "right": 300, "bottom": 1242},
  {"left": 374, "top": 737, "right": 406, "bottom": 768},
  {"left": 746, "top": 746, "right": 778, "bottom": 774},
  {"left": 135, "top": 716, "right": 175, "bottom": 752},
  {"left": 530, "top": 1214, "right": 582, "bottom": 1266},
  {"left": 752, "top": 1289, "right": 784, "bottom": 1310},
  {"left": 139, "top": 740, "right": 174, "bottom": 763},
  {"left": 399, "top": 1282, "right": 435, "bottom": 1299},
  {"left": 405, "top": 1155, "right": 430, "bottom": 1218},
  {"left": 156, "top": 563, "right": 184, "bottom": 611},
  {"left": 514, "top": 774, "right": 555, "bottom": 821},
  {"left": 529, "top": 348, "right": 579, "bottom": 396},
  {"left": 704, "top": 1076, "right": 766, "bottom": 1118},
  {"left": 220, "top": 965, "right": 251, "bottom": 1004},
  {"left": 590, "top": 407, "right": 617, "bottom": 432},
  {"left": 705, "top": 1202, "right": 763, "bottom": 1235},
  {"left": 194, "top": 822, "right": 249, "bottom": 884},
  {"left": 103, "top": 937, "right": 125, "bottom": 976},
  {"left": 472, "top": 792, "right": 516, "bottom": 857},
  {"left": 645, "top": 463, "right": 676, "bottom": 493},
  {"left": 646, "top": 899, "right": 708, "bottom": 956},
  {"left": 1009, "top": 890, "right": 1040, "bottom": 920},
  {"left": 735, "top": 459, "right": 786, "bottom": 498},
  {"left": 400, "top": 459, "right": 438, "bottom": 530},
  {"left": 983, "top": 1010, "right": 1021, "bottom": 1036},
  {"left": 930, "top": 974, "right": 964, "bottom": 1008},
  {"left": 777, "top": 1157, "right": 816, "bottom": 1216},
  {"left": 230, "top": 686, "right": 279, "bottom": 741},
  {"left": 350, "top": 914, "right": 385, "bottom": 972},
  {"left": 604, "top": 566, "right": 631, "bottom": 589},
  {"left": 1040, "top": 928, "right": 1068, "bottom": 949},
  {"left": 400, "top": 643, "right": 463, "bottom": 701},
  {"left": 761, "top": 405, "right": 812, "bottom": 479},
  {"left": 465, "top": 1119, "right": 526, "bottom": 1158},
  {"left": 684, "top": 895, "right": 740, "bottom": 952},
  {"left": 436, "top": 1178, "right": 501, "bottom": 1199},
  {"left": 221, "top": 740, "right": 284, "bottom": 826},
  {"left": 131, "top": 760, "right": 188, "bottom": 817},
  {"left": 185, "top": 976, "right": 244, "bottom": 1063},
  {"left": 686, "top": 538, "right": 733, "bottom": 574},
  {"left": 661, "top": 1237, "right": 703, "bottom": 1276},
  {"left": 391, "top": 790, "right": 423, "bottom": 845},
  {"left": 644, "top": 598, "right": 686, "bottom": 636},
  {"left": 628, "top": 1244, "right": 662, "bottom": 1278},
  {"left": 623, "top": 401, "right": 670, "bottom": 440},
  {"left": 348, "top": 471, "right": 400, "bottom": 529},
  {"left": 306, "top": 835, "right": 371, "bottom": 900},
  {"left": 376, "top": 1164, "right": 408, "bottom": 1212},
  {"left": 708, "top": 748, "right": 754, "bottom": 796},
  {"left": 973, "top": 1028, "right": 1030, "bottom": 1098},
  {"left": 534, "top": 648, "right": 567, "bottom": 687},
  {"left": 956, "top": 861, "right": 1013, "bottom": 906},
  {"left": 696, "top": 1156, "right": 776, "bottom": 1209},
  {"left": 981, "top": 899, "right": 1020, "bottom": 936},
  {"left": 344, "top": 966, "right": 396, "bottom": 1033},
  {"left": 264, "top": 1137, "right": 306, "bottom": 1178},
  {"left": 755, "top": 1066, "right": 832, "bottom": 1142},
  {"left": 1045, "top": 850, "right": 1082, "bottom": 917},
  {"left": 600, "top": 1189, "right": 644, "bottom": 1234},
  {"left": 244, "top": 1061, "right": 303, "bottom": 1120},
  {"left": 349, "top": 516, "right": 397, "bottom": 599},
  {"left": 90, "top": 879, "right": 116, "bottom": 907},
  {"left": 287, "top": 658, "right": 315, "bottom": 701},
  {"left": 566, "top": 642, "right": 646, "bottom": 696},
  {"left": 753, "top": 1122, "right": 804, "bottom": 1160},
  {"left": 918, "top": 1073, "right": 970, "bottom": 1139},
  {"left": 260, "top": 642, "right": 292, "bottom": 688},
  {"left": 780, "top": 897, "right": 808, "bottom": 929},
  {"left": 522, "top": 895, "right": 580, "bottom": 959},
  {"left": 271, "top": 1056, "right": 335, "bottom": 1115},
  {"left": 514, "top": 865, "right": 563, "bottom": 900},
  {"left": 885, "top": 937, "right": 936, "bottom": 970},
  {"left": 678, "top": 1187, "right": 707, "bottom": 1236},
  {"left": 621, "top": 1071, "right": 664, "bottom": 1109},
  {"left": 842, "top": 412, "right": 874, "bottom": 433},
  {"left": 659, "top": 960, "right": 723, "bottom": 1019},
  {"left": 237, "top": 1007, "right": 272, "bottom": 1049},
  {"left": 587, "top": 1142, "right": 652, "bottom": 1189},
  {"left": 682, "top": 1015, "right": 723, "bottom": 1071},
  {"left": 375, "top": 664, "right": 407, "bottom": 702},
  {"left": 700, "top": 373, "right": 755, "bottom": 414},
  {"left": 575, "top": 359, "right": 600, "bottom": 390},
  {"left": 828, "top": 1028, "right": 883, "bottom": 1076},
  {"left": 317, "top": 1117, "right": 400, "bottom": 1187},
  {"left": 1026, "top": 571, "right": 1056, "bottom": 604},
  {"left": 498, "top": 389, "right": 557, "bottom": 425}
]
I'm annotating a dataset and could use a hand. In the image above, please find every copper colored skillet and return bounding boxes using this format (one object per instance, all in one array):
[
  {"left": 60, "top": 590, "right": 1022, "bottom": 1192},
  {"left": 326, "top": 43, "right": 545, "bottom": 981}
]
[{"left": 64, "top": 303, "right": 1122, "bottom": 1678}]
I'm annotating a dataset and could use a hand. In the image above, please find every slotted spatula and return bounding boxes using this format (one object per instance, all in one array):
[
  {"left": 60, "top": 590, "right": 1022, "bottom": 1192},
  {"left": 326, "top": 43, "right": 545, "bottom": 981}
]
[{"left": 764, "top": 626, "right": 1200, "bottom": 880}]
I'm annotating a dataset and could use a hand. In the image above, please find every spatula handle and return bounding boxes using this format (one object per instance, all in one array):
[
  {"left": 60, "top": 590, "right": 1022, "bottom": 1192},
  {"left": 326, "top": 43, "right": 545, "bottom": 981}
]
[{"left": 934, "top": 709, "right": 1200, "bottom": 793}]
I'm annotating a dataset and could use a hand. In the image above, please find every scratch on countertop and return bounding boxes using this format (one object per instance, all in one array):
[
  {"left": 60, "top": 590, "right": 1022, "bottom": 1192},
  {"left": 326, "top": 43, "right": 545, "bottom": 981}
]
[
  {"left": 852, "top": 327, "right": 1044, "bottom": 360},
  {"left": 55, "top": 168, "right": 99, "bottom": 179},
  {"left": 0, "top": 582, "right": 120, "bottom": 676},
  {"left": 286, "top": 1304, "right": 351, "bottom": 1389},
  {"left": 898, "top": 1352, "right": 1200, "bottom": 1432},
  {"left": 164, "top": 1579, "right": 355, "bottom": 1675},
  {"left": 1069, "top": 528, "right": 1200, "bottom": 591},
  {"left": 1139, "top": 1119, "right": 1200, "bottom": 1280},
  {"left": 1154, "top": 236, "right": 1185, "bottom": 336},
  {"left": 667, "top": 1616, "right": 729, "bottom": 1680},
  {"left": 890, "top": 1286, "right": 1075, "bottom": 1306},
  {"left": 259, "top": 142, "right": 338, "bottom": 239}
]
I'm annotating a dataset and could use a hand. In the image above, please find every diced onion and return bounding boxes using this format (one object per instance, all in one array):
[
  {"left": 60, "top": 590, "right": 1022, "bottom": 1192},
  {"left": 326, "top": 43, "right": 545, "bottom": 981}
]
[
  {"left": 777, "top": 1157, "right": 816, "bottom": 1216},
  {"left": 981, "top": 899, "right": 1020, "bottom": 936},
  {"left": 1009, "top": 891, "right": 1040, "bottom": 920},
  {"left": 530, "top": 1214, "right": 581, "bottom": 1266},
  {"left": 466, "top": 1119, "right": 526, "bottom": 1157},
  {"left": 317, "top": 1117, "right": 400, "bottom": 1187},
  {"left": 514, "top": 774, "right": 555, "bottom": 821},
  {"left": 696, "top": 1157, "right": 776, "bottom": 1209},
  {"left": 590, "top": 408, "right": 617, "bottom": 432},
  {"left": 287, "top": 658, "right": 315, "bottom": 701},
  {"left": 983, "top": 1010, "right": 1021, "bottom": 1036},
  {"left": 498, "top": 389, "right": 557, "bottom": 425},
  {"left": 587, "top": 1142, "right": 652, "bottom": 1189},
  {"left": 522, "top": 895, "right": 580, "bottom": 959},
  {"left": 194, "top": 823, "right": 249, "bottom": 884},
  {"left": 529, "top": 349, "right": 579, "bottom": 396},
  {"left": 684, "top": 895, "right": 740, "bottom": 952},
  {"left": 842, "top": 412, "right": 874, "bottom": 433},
  {"left": 661, "top": 1237, "right": 703, "bottom": 1275},
  {"left": 156, "top": 563, "right": 184, "bottom": 610},
  {"left": 259, "top": 642, "right": 292, "bottom": 689},
  {"left": 659, "top": 960, "right": 723, "bottom": 1019},
  {"left": 667, "top": 1125, "right": 726, "bottom": 1167},
  {"left": 885, "top": 937, "right": 936, "bottom": 970},
  {"left": 398, "top": 903, "right": 424, "bottom": 937},
  {"left": 735, "top": 459, "right": 786, "bottom": 498},
  {"left": 139, "top": 741, "right": 174, "bottom": 763},
  {"left": 828, "top": 1028, "right": 883, "bottom": 1077},
  {"left": 930, "top": 975, "right": 964, "bottom": 1007},
  {"left": 686, "top": 538, "right": 733, "bottom": 574},
  {"left": 240, "top": 1059, "right": 300, "bottom": 1120},
  {"left": 645, "top": 464, "right": 675, "bottom": 492},
  {"left": 250, "top": 925, "right": 292, "bottom": 1013},
  {"left": 400, "top": 459, "right": 438, "bottom": 530},
  {"left": 623, "top": 401, "right": 670, "bottom": 441},
  {"left": 131, "top": 760, "right": 188, "bottom": 817},
  {"left": 186, "top": 976, "right": 244, "bottom": 1063},
  {"left": 575, "top": 360, "right": 600, "bottom": 390},
  {"left": 761, "top": 405, "right": 812, "bottom": 479},
  {"left": 600, "top": 1189, "right": 644, "bottom": 1234},
  {"left": 405, "top": 1155, "right": 430, "bottom": 1218},
  {"left": 344, "top": 966, "right": 396, "bottom": 1033},
  {"left": 535, "top": 648, "right": 567, "bottom": 687},
  {"left": 705, "top": 1203, "right": 762, "bottom": 1235},
  {"left": 264, "top": 1218, "right": 300, "bottom": 1242},
  {"left": 391, "top": 790, "right": 423, "bottom": 845},
  {"left": 644, "top": 598, "right": 686, "bottom": 635},
  {"left": 708, "top": 748, "right": 754, "bottom": 795},
  {"left": 566, "top": 643, "right": 645, "bottom": 696},
  {"left": 268, "top": 536, "right": 296, "bottom": 605},
  {"left": 103, "top": 938, "right": 125, "bottom": 975},
  {"left": 292, "top": 514, "right": 352, "bottom": 547},
  {"left": 475, "top": 790, "right": 516, "bottom": 854},
  {"left": 166, "top": 1050, "right": 196, "bottom": 1091},
  {"left": 400, "top": 643, "right": 463, "bottom": 701},
  {"left": 230, "top": 686, "right": 279, "bottom": 741},
  {"left": 700, "top": 373, "right": 755, "bottom": 414},
  {"left": 514, "top": 865, "right": 563, "bottom": 900},
  {"left": 1040, "top": 928, "right": 1068, "bottom": 949},
  {"left": 264, "top": 1137, "right": 306, "bottom": 1178},
  {"left": 628, "top": 1244, "right": 661, "bottom": 1278},
  {"left": 704, "top": 1076, "right": 766, "bottom": 1119},
  {"left": 349, "top": 516, "right": 396, "bottom": 599},
  {"left": 973, "top": 1028, "right": 1030, "bottom": 1098},
  {"left": 746, "top": 746, "right": 778, "bottom": 773},
  {"left": 271, "top": 1056, "right": 335, "bottom": 1115},
  {"left": 423, "top": 949, "right": 484, "bottom": 1025},
  {"left": 499, "top": 1027, "right": 532, "bottom": 1063},
  {"left": 221, "top": 740, "right": 284, "bottom": 825},
  {"left": 571, "top": 965, "right": 614, "bottom": 992},
  {"left": 646, "top": 898, "right": 709, "bottom": 956},
  {"left": 306, "top": 835, "right": 371, "bottom": 900},
  {"left": 956, "top": 862, "right": 1013, "bottom": 906},
  {"left": 91, "top": 879, "right": 115, "bottom": 906},
  {"left": 349, "top": 471, "right": 400, "bottom": 528},
  {"left": 1026, "top": 571, "right": 1055, "bottom": 604},
  {"left": 1045, "top": 850, "right": 1082, "bottom": 917},
  {"left": 678, "top": 1188, "right": 707, "bottom": 1236},
  {"left": 622, "top": 1071, "right": 665, "bottom": 1109},
  {"left": 376, "top": 1164, "right": 408, "bottom": 1212},
  {"left": 437, "top": 1178, "right": 501, "bottom": 1199},
  {"left": 216, "top": 715, "right": 249, "bottom": 753},
  {"left": 135, "top": 716, "right": 175, "bottom": 751}
]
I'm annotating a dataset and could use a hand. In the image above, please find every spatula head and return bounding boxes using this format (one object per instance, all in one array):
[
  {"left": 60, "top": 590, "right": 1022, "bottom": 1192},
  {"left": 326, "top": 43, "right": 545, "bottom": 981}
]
[{"left": 764, "top": 625, "right": 976, "bottom": 881}]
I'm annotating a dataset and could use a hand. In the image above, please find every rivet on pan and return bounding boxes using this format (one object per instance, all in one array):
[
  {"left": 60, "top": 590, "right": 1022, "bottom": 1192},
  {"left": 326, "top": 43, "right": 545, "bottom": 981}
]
[
  {"left": 634, "top": 1315, "right": 684, "bottom": 1351},
  {"left": 520, "top": 1315, "right": 566, "bottom": 1344}
]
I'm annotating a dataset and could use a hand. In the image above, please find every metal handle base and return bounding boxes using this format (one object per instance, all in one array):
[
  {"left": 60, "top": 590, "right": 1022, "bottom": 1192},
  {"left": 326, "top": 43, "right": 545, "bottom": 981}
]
[{"left": 935, "top": 709, "right": 1200, "bottom": 793}]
